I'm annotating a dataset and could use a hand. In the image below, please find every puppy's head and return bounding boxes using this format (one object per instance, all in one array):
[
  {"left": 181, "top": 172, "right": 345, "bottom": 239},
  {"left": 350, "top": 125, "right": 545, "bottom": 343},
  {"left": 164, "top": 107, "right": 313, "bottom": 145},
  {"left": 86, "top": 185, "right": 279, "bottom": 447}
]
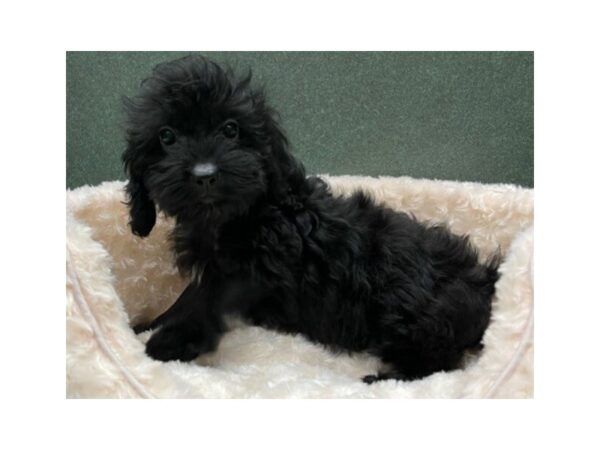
[{"left": 122, "top": 56, "right": 303, "bottom": 236}]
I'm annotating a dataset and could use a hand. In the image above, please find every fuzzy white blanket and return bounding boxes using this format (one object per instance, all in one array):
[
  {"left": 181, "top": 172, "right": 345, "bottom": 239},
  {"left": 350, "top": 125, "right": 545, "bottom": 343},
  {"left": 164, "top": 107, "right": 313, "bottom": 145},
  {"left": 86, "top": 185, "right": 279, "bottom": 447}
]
[{"left": 66, "top": 176, "right": 533, "bottom": 398}]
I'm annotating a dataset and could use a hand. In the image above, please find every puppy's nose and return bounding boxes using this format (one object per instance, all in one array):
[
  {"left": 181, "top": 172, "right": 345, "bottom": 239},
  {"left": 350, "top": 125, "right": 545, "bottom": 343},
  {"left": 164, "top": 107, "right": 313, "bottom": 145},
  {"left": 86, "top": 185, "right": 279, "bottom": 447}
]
[{"left": 191, "top": 163, "right": 218, "bottom": 189}]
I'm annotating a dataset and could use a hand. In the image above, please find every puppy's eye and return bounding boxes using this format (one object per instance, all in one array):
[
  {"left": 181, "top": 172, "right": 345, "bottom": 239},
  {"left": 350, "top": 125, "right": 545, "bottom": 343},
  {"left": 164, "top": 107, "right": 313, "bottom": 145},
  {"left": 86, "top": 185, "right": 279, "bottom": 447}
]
[
  {"left": 159, "top": 128, "right": 176, "bottom": 145},
  {"left": 221, "top": 121, "right": 239, "bottom": 139}
]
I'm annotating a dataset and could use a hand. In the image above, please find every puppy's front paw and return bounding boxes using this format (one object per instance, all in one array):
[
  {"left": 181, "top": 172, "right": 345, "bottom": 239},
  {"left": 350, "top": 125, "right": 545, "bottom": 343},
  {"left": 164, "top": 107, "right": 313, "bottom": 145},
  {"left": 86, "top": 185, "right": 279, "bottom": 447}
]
[{"left": 145, "top": 324, "right": 216, "bottom": 362}]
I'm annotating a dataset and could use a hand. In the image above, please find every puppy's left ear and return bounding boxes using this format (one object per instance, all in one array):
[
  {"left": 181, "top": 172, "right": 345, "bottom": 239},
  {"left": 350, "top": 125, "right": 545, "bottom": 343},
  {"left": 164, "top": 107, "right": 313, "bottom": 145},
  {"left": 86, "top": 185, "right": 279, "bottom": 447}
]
[
  {"left": 122, "top": 146, "right": 156, "bottom": 237},
  {"left": 267, "top": 121, "right": 306, "bottom": 192}
]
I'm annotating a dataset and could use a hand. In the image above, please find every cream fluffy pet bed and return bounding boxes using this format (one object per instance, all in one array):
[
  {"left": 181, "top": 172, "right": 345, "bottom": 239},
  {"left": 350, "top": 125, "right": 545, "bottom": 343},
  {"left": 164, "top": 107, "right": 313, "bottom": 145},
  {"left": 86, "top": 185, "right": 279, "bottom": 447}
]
[{"left": 66, "top": 176, "right": 533, "bottom": 398}]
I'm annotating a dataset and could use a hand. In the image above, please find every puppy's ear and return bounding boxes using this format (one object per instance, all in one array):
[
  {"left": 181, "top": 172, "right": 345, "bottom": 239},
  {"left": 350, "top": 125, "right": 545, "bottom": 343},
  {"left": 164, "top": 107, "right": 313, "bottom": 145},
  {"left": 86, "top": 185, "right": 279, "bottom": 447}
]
[
  {"left": 124, "top": 175, "right": 156, "bottom": 237},
  {"left": 122, "top": 144, "right": 156, "bottom": 237},
  {"left": 268, "top": 122, "right": 306, "bottom": 193}
]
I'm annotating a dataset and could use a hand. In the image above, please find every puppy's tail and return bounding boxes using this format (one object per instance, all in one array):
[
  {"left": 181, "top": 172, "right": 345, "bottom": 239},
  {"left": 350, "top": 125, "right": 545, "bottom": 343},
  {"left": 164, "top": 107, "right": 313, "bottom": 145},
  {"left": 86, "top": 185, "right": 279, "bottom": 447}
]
[
  {"left": 482, "top": 250, "right": 503, "bottom": 299},
  {"left": 464, "top": 250, "right": 503, "bottom": 352}
]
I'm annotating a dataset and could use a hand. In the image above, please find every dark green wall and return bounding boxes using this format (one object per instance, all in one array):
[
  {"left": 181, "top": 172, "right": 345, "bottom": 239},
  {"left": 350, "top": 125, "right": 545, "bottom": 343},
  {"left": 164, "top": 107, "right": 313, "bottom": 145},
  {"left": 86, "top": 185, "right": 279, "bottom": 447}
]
[{"left": 67, "top": 51, "right": 533, "bottom": 189}]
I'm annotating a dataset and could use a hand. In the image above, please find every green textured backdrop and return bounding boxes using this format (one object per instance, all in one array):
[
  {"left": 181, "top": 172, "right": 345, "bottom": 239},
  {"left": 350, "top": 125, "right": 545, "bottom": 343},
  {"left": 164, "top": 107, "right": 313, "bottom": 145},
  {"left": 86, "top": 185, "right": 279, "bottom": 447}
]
[{"left": 66, "top": 51, "right": 533, "bottom": 189}]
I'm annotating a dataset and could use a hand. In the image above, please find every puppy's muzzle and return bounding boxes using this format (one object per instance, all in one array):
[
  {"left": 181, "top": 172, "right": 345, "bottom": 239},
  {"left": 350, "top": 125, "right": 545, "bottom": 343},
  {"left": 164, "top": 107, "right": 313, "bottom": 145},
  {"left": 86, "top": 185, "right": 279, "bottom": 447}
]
[{"left": 191, "top": 163, "right": 218, "bottom": 191}]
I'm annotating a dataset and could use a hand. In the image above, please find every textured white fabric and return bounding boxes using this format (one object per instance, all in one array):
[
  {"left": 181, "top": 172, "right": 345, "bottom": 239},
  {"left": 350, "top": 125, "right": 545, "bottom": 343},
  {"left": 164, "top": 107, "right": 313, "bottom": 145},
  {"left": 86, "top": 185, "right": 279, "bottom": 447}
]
[{"left": 66, "top": 176, "right": 533, "bottom": 398}]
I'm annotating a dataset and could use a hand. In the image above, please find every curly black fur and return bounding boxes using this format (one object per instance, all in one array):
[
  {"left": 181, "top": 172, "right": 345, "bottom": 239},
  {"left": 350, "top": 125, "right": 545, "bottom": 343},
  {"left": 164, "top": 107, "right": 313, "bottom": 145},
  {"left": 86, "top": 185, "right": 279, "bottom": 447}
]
[{"left": 123, "top": 56, "right": 500, "bottom": 382}]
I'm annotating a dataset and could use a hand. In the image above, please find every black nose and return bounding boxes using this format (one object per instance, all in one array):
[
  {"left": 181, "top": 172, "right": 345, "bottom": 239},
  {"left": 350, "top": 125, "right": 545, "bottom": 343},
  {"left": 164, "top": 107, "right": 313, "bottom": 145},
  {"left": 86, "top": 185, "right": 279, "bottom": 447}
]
[
  {"left": 191, "top": 163, "right": 218, "bottom": 190},
  {"left": 196, "top": 173, "right": 218, "bottom": 187}
]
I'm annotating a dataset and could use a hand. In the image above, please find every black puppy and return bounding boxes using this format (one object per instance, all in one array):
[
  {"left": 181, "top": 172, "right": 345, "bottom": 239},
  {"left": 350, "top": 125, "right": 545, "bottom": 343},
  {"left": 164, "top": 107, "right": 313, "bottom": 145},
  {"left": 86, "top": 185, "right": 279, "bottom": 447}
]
[{"left": 123, "top": 56, "right": 499, "bottom": 382}]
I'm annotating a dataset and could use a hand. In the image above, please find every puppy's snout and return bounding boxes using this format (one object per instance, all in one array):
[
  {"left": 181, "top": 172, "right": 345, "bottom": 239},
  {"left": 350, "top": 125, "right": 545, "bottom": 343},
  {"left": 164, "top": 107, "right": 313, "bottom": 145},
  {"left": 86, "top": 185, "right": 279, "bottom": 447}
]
[
  {"left": 197, "top": 174, "right": 218, "bottom": 188},
  {"left": 191, "top": 163, "right": 218, "bottom": 190}
]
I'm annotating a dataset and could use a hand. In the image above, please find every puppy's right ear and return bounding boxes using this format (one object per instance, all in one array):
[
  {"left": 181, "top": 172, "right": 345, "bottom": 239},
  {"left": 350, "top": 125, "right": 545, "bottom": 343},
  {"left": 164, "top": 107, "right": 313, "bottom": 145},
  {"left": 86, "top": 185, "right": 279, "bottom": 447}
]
[
  {"left": 124, "top": 175, "right": 156, "bottom": 237},
  {"left": 122, "top": 145, "right": 156, "bottom": 237}
]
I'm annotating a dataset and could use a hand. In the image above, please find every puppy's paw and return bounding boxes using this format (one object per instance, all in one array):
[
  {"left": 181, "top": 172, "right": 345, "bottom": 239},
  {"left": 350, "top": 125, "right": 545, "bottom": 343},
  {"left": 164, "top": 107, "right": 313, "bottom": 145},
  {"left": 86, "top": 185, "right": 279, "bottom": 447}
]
[
  {"left": 362, "top": 374, "right": 379, "bottom": 384},
  {"left": 132, "top": 322, "right": 154, "bottom": 334},
  {"left": 145, "top": 324, "right": 216, "bottom": 362},
  {"left": 362, "top": 370, "right": 410, "bottom": 384}
]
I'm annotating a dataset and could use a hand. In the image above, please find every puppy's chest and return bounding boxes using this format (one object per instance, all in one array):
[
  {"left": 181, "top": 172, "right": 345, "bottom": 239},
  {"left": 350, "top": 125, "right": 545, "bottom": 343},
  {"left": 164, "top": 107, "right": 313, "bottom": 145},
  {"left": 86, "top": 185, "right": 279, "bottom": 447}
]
[{"left": 215, "top": 217, "right": 304, "bottom": 276}]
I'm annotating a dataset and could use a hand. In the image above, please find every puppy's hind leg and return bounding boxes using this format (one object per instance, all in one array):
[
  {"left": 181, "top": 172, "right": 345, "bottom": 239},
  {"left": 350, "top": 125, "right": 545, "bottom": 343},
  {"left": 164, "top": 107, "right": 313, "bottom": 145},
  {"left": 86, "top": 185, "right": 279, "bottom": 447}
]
[
  {"left": 362, "top": 345, "right": 463, "bottom": 384},
  {"left": 362, "top": 365, "right": 429, "bottom": 384},
  {"left": 362, "top": 370, "right": 408, "bottom": 384},
  {"left": 361, "top": 358, "right": 422, "bottom": 384}
]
